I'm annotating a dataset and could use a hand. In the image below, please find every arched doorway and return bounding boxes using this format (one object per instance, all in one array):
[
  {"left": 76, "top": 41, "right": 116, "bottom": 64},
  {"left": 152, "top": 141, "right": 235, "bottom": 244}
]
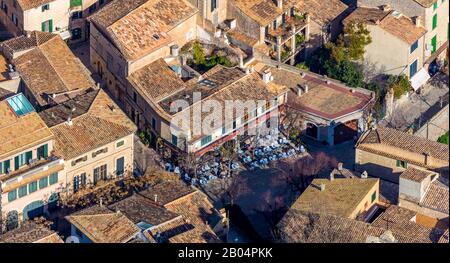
[
  {"left": 305, "top": 123, "right": 319, "bottom": 139},
  {"left": 334, "top": 120, "right": 358, "bottom": 145},
  {"left": 22, "top": 200, "right": 44, "bottom": 221},
  {"left": 6, "top": 210, "right": 19, "bottom": 231}
]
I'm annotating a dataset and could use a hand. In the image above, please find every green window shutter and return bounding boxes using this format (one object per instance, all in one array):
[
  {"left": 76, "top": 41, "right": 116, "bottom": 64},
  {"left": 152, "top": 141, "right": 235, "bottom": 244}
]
[
  {"left": 14, "top": 156, "right": 19, "bottom": 170},
  {"left": 41, "top": 21, "right": 45, "bottom": 32},
  {"left": 43, "top": 144, "right": 48, "bottom": 158},
  {"left": 396, "top": 160, "right": 401, "bottom": 167},
  {"left": 29, "top": 181, "right": 38, "bottom": 193},
  {"left": 18, "top": 185, "right": 27, "bottom": 198},
  {"left": 432, "top": 14, "right": 437, "bottom": 30},
  {"left": 49, "top": 173, "right": 58, "bottom": 185},
  {"left": 371, "top": 192, "right": 377, "bottom": 203},
  {"left": 49, "top": 19, "right": 53, "bottom": 33},
  {"left": 70, "top": 0, "right": 83, "bottom": 8},
  {"left": 8, "top": 190, "right": 17, "bottom": 202},
  {"left": 39, "top": 177, "right": 48, "bottom": 189},
  {"left": 5, "top": 160, "right": 10, "bottom": 173},
  {"left": 432, "top": 35, "right": 437, "bottom": 54},
  {"left": 25, "top": 151, "right": 32, "bottom": 164}
]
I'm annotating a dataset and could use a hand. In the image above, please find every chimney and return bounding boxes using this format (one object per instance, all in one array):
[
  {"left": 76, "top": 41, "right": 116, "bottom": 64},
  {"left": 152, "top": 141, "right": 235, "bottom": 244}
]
[
  {"left": 26, "top": 31, "right": 31, "bottom": 38},
  {"left": 154, "top": 194, "right": 158, "bottom": 203},
  {"left": 99, "top": 198, "right": 103, "bottom": 207},
  {"left": 329, "top": 172, "right": 335, "bottom": 181},
  {"left": 320, "top": 184, "right": 326, "bottom": 191},
  {"left": 414, "top": 16, "right": 422, "bottom": 27},
  {"left": 423, "top": 152, "right": 430, "bottom": 166},
  {"left": 303, "top": 84, "right": 309, "bottom": 93},
  {"left": 275, "top": 0, "right": 283, "bottom": 10},
  {"left": 296, "top": 85, "right": 303, "bottom": 97},
  {"left": 67, "top": 116, "right": 73, "bottom": 126},
  {"left": 361, "top": 171, "right": 368, "bottom": 179},
  {"left": 263, "top": 69, "right": 272, "bottom": 83},
  {"left": 381, "top": 4, "right": 391, "bottom": 12},
  {"left": 337, "top": 162, "right": 343, "bottom": 171},
  {"left": 170, "top": 44, "right": 179, "bottom": 57}
]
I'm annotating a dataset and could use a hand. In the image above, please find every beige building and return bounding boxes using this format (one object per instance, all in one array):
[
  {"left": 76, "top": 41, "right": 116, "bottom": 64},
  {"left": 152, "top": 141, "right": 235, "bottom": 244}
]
[
  {"left": 227, "top": 0, "right": 310, "bottom": 64},
  {"left": 38, "top": 89, "right": 137, "bottom": 195},
  {"left": 344, "top": 6, "right": 428, "bottom": 89},
  {"left": 0, "top": 93, "right": 64, "bottom": 229},
  {"left": 0, "top": 0, "right": 110, "bottom": 43},
  {"left": 355, "top": 126, "right": 449, "bottom": 183},
  {"left": 88, "top": 0, "right": 199, "bottom": 124},
  {"left": 0, "top": 0, "right": 72, "bottom": 40},
  {"left": 291, "top": 177, "right": 380, "bottom": 220},
  {"left": 358, "top": 0, "right": 449, "bottom": 66},
  {"left": 398, "top": 167, "right": 448, "bottom": 225}
]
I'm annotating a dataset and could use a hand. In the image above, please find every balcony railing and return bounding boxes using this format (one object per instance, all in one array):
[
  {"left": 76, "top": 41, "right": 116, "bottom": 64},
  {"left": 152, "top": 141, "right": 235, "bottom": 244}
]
[{"left": 265, "top": 15, "right": 308, "bottom": 44}]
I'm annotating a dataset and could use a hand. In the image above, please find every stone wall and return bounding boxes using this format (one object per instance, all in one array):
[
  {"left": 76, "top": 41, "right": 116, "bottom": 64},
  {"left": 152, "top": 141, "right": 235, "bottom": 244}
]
[{"left": 414, "top": 104, "right": 449, "bottom": 141}]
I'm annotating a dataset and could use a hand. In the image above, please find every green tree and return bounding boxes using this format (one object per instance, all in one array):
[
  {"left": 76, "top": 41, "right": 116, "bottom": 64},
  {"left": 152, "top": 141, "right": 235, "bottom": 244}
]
[
  {"left": 325, "top": 59, "right": 364, "bottom": 87},
  {"left": 193, "top": 41, "right": 205, "bottom": 65},
  {"left": 327, "top": 22, "right": 372, "bottom": 62},
  {"left": 438, "top": 132, "right": 449, "bottom": 145},
  {"left": 387, "top": 75, "right": 412, "bottom": 99}
]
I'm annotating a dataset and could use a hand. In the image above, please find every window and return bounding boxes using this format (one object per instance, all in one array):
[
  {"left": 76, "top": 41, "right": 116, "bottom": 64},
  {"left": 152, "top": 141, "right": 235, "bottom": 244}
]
[
  {"left": 71, "top": 28, "right": 82, "bottom": 40},
  {"left": 371, "top": 191, "right": 377, "bottom": 203},
  {"left": 152, "top": 118, "right": 156, "bottom": 129},
  {"left": 41, "top": 19, "right": 53, "bottom": 32},
  {"left": 37, "top": 144, "right": 48, "bottom": 159},
  {"left": 233, "top": 120, "right": 237, "bottom": 130},
  {"left": 396, "top": 160, "right": 408, "bottom": 169},
  {"left": 172, "top": 134, "right": 178, "bottom": 146},
  {"left": 71, "top": 156, "right": 87, "bottom": 166},
  {"left": 116, "top": 140, "right": 125, "bottom": 148},
  {"left": 201, "top": 135, "right": 212, "bottom": 146},
  {"left": 1, "top": 160, "right": 10, "bottom": 174},
  {"left": 432, "top": 14, "right": 437, "bottom": 30},
  {"left": 41, "top": 4, "right": 49, "bottom": 12},
  {"left": 39, "top": 177, "right": 48, "bottom": 189},
  {"left": 133, "top": 92, "right": 137, "bottom": 103},
  {"left": 8, "top": 190, "right": 17, "bottom": 202},
  {"left": 73, "top": 176, "right": 80, "bottom": 192},
  {"left": 29, "top": 181, "right": 38, "bottom": 193},
  {"left": 93, "top": 164, "right": 107, "bottom": 185},
  {"left": 434, "top": 1, "right": 438, "bottom": 10},
  {"left": 431, "top": 35, "right": 437, "bottom": 54},
  {"left": 410, "top": 60, "right": 418, "bottom": 77},
  {"left": 100, "top": 0, "right": 105, "bottom": 5},
  {"left": 211, "top": 0, "right": 217, "bottom": 12},
  {"left": 72, "top": 11, "right": 83, "bottom": 20},
  {"left": 222, "top": 125, "right": 226, "bottom": 135},
  {"left": 92, "top": 147, "right": 108, "bottom": 158},
  {"left": 49, "top": 173, "right": 58, "bottom": 185},
  {"left": 18, "top": 185, "right": 27, "bottom": 198},
  {"left": 116, "top": 157, "right": 125, "bottom": 176},
  {"left": 14, "top": 152, "right": 27, "bottom": 170},
  {"left": 410, "top": 40, "right": 418, "bottom": 53}
]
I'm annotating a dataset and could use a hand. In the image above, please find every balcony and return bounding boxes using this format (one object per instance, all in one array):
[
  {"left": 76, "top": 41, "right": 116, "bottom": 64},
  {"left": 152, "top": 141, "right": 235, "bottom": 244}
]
[
  {"left": 0, "top": 156, "right": 63, "bottom": 184},
  {"left": 265, "top": 15, "right": 308, "bottom": 45}
]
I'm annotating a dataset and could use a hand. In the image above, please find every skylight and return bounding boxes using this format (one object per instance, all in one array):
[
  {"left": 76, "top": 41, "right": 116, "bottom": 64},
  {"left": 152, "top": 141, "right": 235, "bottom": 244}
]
[{"left": 6, "top": 93, "right": 35, "bottom": 117}]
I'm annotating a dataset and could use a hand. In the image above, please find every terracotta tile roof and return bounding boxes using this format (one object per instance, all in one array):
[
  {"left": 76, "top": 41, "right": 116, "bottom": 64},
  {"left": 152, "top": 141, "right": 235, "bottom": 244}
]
[
  {"left": 414, "top": 0, "right": 437, "bottom": 8},
  {"left": 344, "top": 7, "right": 427, "bottom": 45},
  {"left": 90, "top": 0, "right": 198, "bottom": 60},
  {"left": 233, "top": 0, "right": 299, "bottom": 26},
  {"left": 420, "top": 180, "right": 449, "bottom": 214},
  {"left": 1, "top": 31, "right": 57, "bottom": 54},
  {"left": 277, "top": 210, "right": 387, "bottom": 243},
  {"left": 295, "top": 0, "right": 348, "bottom": 26},
  {"left": 356, "top": 127, "right": 449, "bottom": 165},
  {"left": 226, "top": 30, "right": 259, "bottom": 47},
  {"left": 50, "top": 90, "right": 136, "bottom": 160},
  {"left": 108, "top": 194, "right": 180, "bottom": 225},
  {"left": 0, "top": 98, "right": 53, "bottom": 160},
  {"left": 0, "top": 87, "right": 13, "bottom": 100},
  {"left": 266, "top": 65, "right": 374, "bottom": 121},
  {"left": 139, "top": 180, "right": 197, "bottom": 206},
  {"left": 127, "top": 59, "right": 186, "bottom": 103},
  {"left": 16, "top": 0, "right": 53, "bottom": 11},
  {"left": 67, "top": 206, "right": 140, "bottom": 243},
  {"left": 38, "top": 89, "right": 98, "bottom": 127},
  {"left": 140, "top": 180, "right": 221, "bottom": 243},
  {"left": 13, "top": 36, "right": 95, "bottom": 107},
  {"left": 371, "top": 205, "right": 444, "bottom": 243},
  {"left": 0, "top": 221, "right": 63, "bottom": 243},
  {"left": 438, "top": 229, "right": 449, "bottom": 243},
  {"left": 292, "top": 178, "right": 379, "bottom": 218},
  {"left": 400, "top": 167, "right": 434, "bottom": 182}
]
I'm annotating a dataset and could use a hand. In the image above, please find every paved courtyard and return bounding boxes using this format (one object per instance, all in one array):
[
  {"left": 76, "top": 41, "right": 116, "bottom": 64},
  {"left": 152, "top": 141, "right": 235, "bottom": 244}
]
[{"left": 380, "top": 72, "right": 449, "bottom": 133}]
